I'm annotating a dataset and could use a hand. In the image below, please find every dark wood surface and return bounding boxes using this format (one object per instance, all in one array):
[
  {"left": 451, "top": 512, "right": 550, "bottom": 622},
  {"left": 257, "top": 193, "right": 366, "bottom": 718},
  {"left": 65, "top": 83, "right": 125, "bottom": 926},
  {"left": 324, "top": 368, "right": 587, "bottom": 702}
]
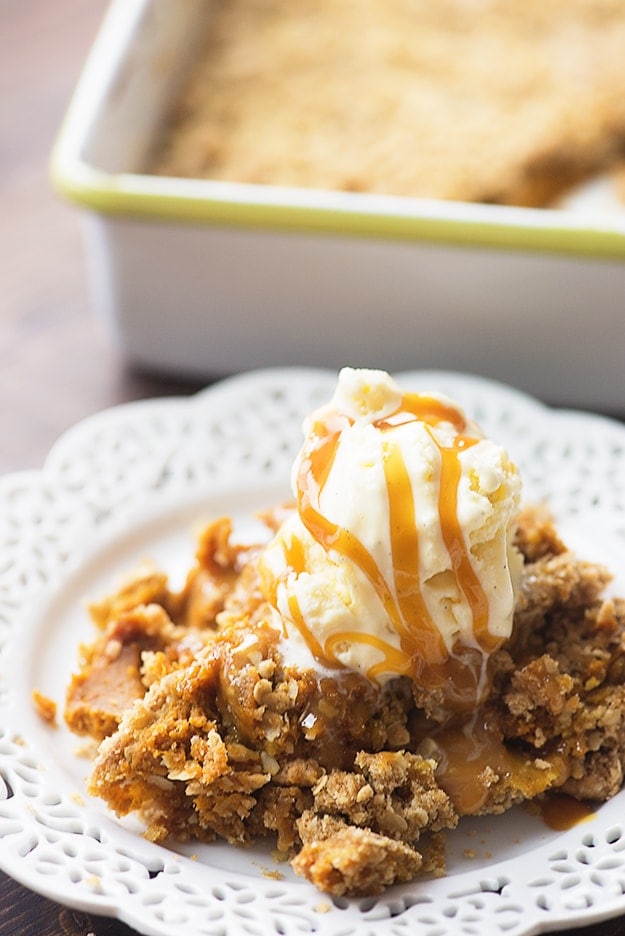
[{"left": 1, "top": 2, "right": 625, "bottom": 933}]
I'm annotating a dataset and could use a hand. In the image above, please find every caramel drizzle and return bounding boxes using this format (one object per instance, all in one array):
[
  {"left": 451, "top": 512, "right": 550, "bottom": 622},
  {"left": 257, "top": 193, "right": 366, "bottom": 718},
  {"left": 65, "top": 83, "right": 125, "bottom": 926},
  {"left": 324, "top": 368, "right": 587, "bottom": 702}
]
[
  {"left": 428, "top": 715, "right": 571, "bottom": 814},
  {"left": 275, "top": 392, "right": 502, "bottom": 701}
]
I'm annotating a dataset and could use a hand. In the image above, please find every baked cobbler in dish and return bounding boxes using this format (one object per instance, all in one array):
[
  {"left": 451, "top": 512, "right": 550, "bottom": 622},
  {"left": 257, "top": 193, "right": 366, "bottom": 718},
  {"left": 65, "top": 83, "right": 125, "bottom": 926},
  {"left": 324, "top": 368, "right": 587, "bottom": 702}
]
[{"left": 149, "top": 1, "right": 625, "bottom": 208}]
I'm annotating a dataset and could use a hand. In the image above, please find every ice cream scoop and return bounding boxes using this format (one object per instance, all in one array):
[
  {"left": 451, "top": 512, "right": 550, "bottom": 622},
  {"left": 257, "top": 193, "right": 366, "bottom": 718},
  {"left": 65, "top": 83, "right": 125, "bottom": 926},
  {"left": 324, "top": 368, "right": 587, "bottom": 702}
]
[{"left": 259, "top": 368, "right": 522, "bottom": 708}]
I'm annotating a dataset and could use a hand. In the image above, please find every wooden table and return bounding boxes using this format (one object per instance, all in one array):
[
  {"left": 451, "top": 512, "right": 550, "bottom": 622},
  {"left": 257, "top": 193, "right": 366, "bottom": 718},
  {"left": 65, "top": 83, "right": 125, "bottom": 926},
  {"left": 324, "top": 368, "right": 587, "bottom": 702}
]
[{"left": 1, "top": 2, "right": 624, "bottom": 933}]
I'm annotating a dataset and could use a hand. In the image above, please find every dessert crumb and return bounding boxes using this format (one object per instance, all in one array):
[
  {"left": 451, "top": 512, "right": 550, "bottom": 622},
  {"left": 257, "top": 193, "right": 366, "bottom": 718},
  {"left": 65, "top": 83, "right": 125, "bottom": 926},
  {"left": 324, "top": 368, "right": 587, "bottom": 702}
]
[{"left": 32, "top": 689, "right": 57, "bottom": 726}]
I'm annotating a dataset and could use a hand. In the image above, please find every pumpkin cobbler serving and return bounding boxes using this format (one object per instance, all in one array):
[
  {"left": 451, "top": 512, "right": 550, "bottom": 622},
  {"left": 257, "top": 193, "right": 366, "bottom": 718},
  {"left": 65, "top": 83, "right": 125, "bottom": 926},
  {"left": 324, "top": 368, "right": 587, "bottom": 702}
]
[{"left": 65, "top": 369, "right": 625, "bottom": 896}]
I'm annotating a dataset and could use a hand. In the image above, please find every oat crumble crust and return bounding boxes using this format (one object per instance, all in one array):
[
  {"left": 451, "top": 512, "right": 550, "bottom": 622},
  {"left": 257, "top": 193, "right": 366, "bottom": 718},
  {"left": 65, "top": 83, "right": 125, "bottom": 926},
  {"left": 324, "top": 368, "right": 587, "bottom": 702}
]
[
  {"left": 64, "top": 507, "right": 625, "bottom": 897},
  {"left": 148, "top": 0, "right": 625, "bottom": 208}
]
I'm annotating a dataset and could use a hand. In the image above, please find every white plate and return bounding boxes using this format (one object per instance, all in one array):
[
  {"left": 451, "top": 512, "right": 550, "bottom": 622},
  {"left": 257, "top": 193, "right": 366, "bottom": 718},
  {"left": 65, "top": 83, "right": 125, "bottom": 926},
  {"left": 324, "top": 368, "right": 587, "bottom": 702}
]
[{"left": 2, "top": 367, "right": 625, "bottom": 936}]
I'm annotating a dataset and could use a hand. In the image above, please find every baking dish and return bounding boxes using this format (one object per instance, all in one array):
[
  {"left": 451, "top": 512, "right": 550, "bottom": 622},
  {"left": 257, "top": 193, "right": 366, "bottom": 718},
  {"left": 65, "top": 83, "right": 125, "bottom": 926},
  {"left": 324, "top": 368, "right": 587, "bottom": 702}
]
[{"left": 51, "top": 0, "right": 625, "bottom": 409}]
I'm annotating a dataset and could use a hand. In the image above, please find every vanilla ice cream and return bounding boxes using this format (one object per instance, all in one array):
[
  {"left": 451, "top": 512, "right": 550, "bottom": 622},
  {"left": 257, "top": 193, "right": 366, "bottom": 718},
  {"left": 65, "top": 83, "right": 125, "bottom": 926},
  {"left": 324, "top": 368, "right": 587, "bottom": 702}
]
[{"left": 259, "top": 368, "right": 522, "bottom": 705}]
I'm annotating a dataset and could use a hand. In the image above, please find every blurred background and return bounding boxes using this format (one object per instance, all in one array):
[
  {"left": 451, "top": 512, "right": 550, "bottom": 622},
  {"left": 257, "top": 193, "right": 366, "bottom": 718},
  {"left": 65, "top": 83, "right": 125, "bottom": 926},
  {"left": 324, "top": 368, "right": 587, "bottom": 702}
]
[{"left": 0, "top": 0, "right": 202, "bottom": 475}]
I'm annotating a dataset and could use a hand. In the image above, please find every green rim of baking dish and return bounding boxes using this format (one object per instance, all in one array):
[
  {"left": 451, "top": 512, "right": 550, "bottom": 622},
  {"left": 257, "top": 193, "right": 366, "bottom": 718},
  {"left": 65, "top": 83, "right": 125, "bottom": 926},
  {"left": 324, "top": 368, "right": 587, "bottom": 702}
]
[
  {"left": 49, "top": 0, "right": 625, "bottom": 260},
  {"left": 50, "top": 145, "right": 625, "bottom": 260}
]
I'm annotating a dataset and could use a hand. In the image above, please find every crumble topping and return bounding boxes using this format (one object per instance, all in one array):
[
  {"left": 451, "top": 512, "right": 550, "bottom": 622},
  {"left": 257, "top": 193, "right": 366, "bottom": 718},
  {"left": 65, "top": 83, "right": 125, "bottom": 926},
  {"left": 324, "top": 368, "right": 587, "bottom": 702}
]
[{"left": 63, "top": 507, "right": 625, "bottom": 896}]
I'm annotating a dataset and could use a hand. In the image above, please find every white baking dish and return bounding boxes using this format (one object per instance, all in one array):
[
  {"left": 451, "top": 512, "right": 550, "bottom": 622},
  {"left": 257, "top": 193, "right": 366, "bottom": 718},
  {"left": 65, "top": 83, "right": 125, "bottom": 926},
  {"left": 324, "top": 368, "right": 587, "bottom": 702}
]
[{"left": 51, "top": 0, "right": 625, "bottom": 409}]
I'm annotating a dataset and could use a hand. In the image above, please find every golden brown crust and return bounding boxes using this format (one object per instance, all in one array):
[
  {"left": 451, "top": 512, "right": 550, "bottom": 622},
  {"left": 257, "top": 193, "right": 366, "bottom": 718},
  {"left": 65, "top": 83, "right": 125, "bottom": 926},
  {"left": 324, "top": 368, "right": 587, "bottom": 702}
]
[
  {"left": 292, "top": 824, "right": 424, "bottom": 897},
  {"left": 148, "top": 0, "right": 625, "bottom": 207}
]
